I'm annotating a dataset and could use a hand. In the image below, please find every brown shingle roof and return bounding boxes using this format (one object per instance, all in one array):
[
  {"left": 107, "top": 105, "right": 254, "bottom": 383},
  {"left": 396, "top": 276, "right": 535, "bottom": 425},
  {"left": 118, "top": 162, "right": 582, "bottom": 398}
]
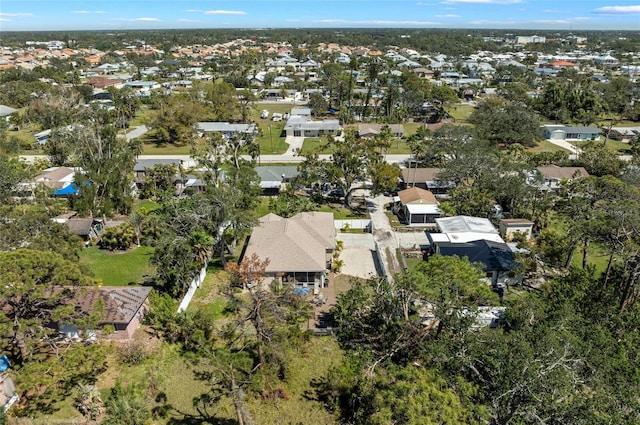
[
  {"left": 398, "top": 187, "right": 439, "bottom": 205},
  {"left": 243, "top": 212, "right": 335, "bottom": 273},
  {"left": 71, "top": 287, "right": 151, "bottom": 325},
  {"left": 536, "top": 165, "right": 589, "bottom": 180},
  {"left": 401, "top": 168, "right": 443, "bottom": 183}
]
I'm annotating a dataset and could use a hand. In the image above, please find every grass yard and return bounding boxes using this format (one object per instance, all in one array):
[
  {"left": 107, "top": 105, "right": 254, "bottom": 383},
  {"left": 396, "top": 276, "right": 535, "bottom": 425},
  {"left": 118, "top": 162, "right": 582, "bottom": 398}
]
[
  {"left": 527, "top": 139, "right": 571, "bottom": 153},
  {"left": 255, "top": 121, "right": 289, "bottom": 154},
  {"left": 141, "top": 141, "right": 192, "bottom": 155},
  {"left": 448, "top": 103, "right": 475, "bottom": 124},
  {"left": 133, "top": 199, "right": 162, "bottom": 213},
  {"left": 79, "top": 245, "right": 155, "bottom": 286},
  {"left": 127, "top": 106, "right": 155, "bottom": 128},
  {"left": 300, "top": 137, "right": 331, "bottom": 154},
  {"left": 187, "top": 266, "right": 230, "bottom": 320}
]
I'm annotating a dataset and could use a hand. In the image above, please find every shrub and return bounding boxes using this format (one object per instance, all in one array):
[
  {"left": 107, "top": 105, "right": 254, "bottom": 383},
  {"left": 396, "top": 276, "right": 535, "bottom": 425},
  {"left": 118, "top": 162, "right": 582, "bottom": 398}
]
[{"left": 99, "top": 223, "right": 137, "bottom": 251}]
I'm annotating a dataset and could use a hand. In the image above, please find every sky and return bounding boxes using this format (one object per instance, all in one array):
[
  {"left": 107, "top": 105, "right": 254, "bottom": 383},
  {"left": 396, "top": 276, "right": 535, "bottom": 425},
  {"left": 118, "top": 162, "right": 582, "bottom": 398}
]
[{"left": 0, "top": 0, "right": 639, "bottom": 32}]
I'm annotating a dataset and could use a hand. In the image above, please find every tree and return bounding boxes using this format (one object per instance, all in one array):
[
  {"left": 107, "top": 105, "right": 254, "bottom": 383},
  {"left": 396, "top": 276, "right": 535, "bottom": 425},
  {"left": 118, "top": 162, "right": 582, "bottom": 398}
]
[
  {"left": 205, "top": 81, "right": 241, "bottom": 122},
  {"left": 0, "top": 210, "right": 84, "bottom": 261},
  {"left": 149, "top": 95, "right": 202, "bottom": 145},
  {"left": 102, "top": 382, "right": 152, "bottom": 425},
  {"left": 65, "top": 124, "right": 141, "bottom": 216},
  {"left": 225, "top": 256, "right": 312, "bottom": 377},
  {"left": 0, "top": 154, "right": 26, "bottom": 203},
  {"left": 470, "top": 101, "right": 541, "bottom": 147},
  {"left": 297, "top": 129, "right": 371, "bottom": 207},
  {"left": 139, "top": 163, "right": 177, "bottom": 201},
  {"left": 308, "top": 92, "right": 329, "bottom": 117},
  {"left": 0, "top": 249, "right": 97, "bottom": 362}
]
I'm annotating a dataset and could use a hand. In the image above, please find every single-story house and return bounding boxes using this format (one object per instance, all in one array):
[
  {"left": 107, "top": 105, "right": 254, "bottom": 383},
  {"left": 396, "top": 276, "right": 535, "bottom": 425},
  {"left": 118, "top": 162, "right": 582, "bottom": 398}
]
[
  {"left": 499, "top": 218, "right": 534, "bottom": 241},
  {"left": 608, "top": 126, "right": 640, "bottom": 142},
  {"left": 395, "top": 187, "right": 441, "bottom": 225},
  {"left": 428, "top": 215, "right": 504, "bottom": 245},
  {"left": 541, "top": 125, "right": 601, "bottom": 141},
  {"left": 34, "top": 129, "right": 52, "bottom": 145},
  {"left": 31, "top": 166, "right": 79, "bottom": 195},
  {"left": 255, "top": 165, "right": 299, "bottom": 195},
  {"left": 432, "top": 239, "right": 518, "bottom": 286},
  {"left": 133, "top": 158, "right": 184, "bottom": 191},
  {"left": 51, "top": 215, "right": 105, "bottom": 241},
  {"left": 400, "top": 168, "right": 455, "bottom": 195},
  {"left": 357, "top": 123, "right": 404, "bottom": 139},
  {"left": 0, "top": 105, "right": 17, "bottom": 121},
  {"left": 196, "top": 122, "right": 257, "bottom": 139},
  {"left": 535, "top": 164, "right": 589, "bottom": 191},
  {"left": 241, "top": 212, "right": 336, "bottom": 294},
  {"left": 59, "top": 286, "right": 152, "bottom": 340},
  {"left": 283, "top": 115, "right": 341, "bottom": 138}
]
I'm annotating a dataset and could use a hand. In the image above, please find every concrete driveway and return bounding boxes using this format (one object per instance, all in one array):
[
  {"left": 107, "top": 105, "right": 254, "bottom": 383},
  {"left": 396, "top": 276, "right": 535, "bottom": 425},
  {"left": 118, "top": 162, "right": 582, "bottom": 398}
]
[{"left": 336, "top": 232, "right": 381, "bottom": 279}]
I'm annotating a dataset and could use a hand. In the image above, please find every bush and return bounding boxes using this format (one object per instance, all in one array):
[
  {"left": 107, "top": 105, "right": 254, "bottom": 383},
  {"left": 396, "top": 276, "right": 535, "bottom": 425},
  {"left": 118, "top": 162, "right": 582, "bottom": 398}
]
[
  {"left": 117, "top": 340, "right": 154, "bottom": 365},
  {"left": 99, "top": 223, "right": 137, "bottom": 251}
]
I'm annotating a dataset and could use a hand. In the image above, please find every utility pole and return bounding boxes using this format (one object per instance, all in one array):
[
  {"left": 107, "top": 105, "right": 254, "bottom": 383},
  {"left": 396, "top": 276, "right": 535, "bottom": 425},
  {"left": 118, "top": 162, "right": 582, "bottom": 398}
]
[{"left": 269, "top": 125, "right": 273, "bottom": 153}]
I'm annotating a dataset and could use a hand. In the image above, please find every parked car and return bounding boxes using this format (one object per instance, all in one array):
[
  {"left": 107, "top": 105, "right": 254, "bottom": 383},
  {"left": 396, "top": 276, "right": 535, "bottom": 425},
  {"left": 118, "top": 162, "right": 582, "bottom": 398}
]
[
  {"left": 272, "top": 113, "right": 283, "bottom": 122},
  {"left": 261, "top": 109, "right": 269, "bottom": 119},
  {"left": 328, "top": 188, "right": 345, "bottom": 198}
]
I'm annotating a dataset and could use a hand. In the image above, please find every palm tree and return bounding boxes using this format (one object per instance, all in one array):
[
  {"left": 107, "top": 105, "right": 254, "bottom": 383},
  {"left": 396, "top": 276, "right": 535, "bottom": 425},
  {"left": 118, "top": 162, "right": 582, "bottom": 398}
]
[{"left": 190, "top": 230, "right": 214, "bottom": 268}]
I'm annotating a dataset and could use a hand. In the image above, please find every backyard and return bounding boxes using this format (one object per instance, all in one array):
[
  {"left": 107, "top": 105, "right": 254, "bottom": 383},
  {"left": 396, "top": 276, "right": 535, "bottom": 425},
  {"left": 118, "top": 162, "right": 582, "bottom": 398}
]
[{"left": 79, "top": 245, "right": 155, "bottom": 286}]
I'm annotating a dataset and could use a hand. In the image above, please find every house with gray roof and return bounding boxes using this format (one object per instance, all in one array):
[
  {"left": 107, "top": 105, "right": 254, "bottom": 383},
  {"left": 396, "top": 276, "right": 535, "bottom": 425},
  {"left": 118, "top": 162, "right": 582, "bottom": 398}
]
[
  {"left": 255, "top": 165, "right": 299, "bottom": 195},
  {"left": 0, "top": 105, "right": 17, "bottom": 121},
  {"left": 242, "top": 212, "right": 336, "bottom": 294},
  {"left": 196, "top": 122, "right": 257, "bottom": 139},
  {"left": 541, "top": 125, "right": 601, "bottom": 141},
  {"left": 283, "top": 115, "right": 341, "bottom": 137}
]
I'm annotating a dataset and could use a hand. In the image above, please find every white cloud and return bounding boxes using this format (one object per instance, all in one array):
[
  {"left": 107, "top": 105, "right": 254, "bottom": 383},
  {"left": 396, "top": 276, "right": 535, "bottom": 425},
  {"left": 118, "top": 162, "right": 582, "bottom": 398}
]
[
  {"left": 0, "top": 12, "right": 34, "bottom": 17},
  {"left": 185, "top": 9, "right": 203, "bottom": 13},
  {"left": 204, "top": 10, "right": 247, "bottom": 15},
  {"left": 593, "top": 5, "right": 640, "bottom": 14},
  {"left": 416, "top": 1, "right": 437, "bottom": 5},
  {"left": 0, "top": 18, "right": 9, "bottom": 22},
  {"left": 178, "top": 18, "right": 201, "bottom": 23},
  {"left": 467, "top": 19, "right": 518, "bottom": 24},
  {"left": 435, "top": 14, "right": 460, "bottom": 18},
  {"left": 114, "top": 17, "right": 161, "bottom": 22},
  {"left": 444, "top": 0, "right": 522, "bottom": 4},
  {"left": 73, "top": 10, "right": 107, "bottom": 14},
  {"left": 316, "top": 18, "right": 441, "bottom": 25}
]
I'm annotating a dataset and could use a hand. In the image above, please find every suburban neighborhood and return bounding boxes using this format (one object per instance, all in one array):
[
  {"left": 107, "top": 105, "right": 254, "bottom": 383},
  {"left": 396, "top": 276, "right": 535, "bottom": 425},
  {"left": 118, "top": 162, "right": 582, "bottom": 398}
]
[{"left": 0, "top": 26, "right": 639, "bottom": 424}]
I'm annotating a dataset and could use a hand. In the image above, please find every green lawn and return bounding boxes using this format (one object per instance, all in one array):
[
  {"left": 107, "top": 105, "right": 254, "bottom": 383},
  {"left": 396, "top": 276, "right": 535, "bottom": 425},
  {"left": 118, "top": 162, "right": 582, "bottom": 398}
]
[
  {"left": 127, "top": 106, "right": 155, "bottom": 128},
  {"left": 527, "top": 139, "right": 571, "bottom": 153},
  {"left": 300, "top": 137, "right": 331, "bottom": 154},
  {"left": 256, "top": 121, "right": 289, "bottom": 154},
  {"left": 79, "top": 245, "right": 155, "bottom": 286},
  {"left": 447, "top": 103, "right": 475, "bottom": 123},
  {"left": 141, "top": 142, "right": 192, "bottom": 155},
  {"left": 133, "top": 199, "right": 162, "bottom": 213}
]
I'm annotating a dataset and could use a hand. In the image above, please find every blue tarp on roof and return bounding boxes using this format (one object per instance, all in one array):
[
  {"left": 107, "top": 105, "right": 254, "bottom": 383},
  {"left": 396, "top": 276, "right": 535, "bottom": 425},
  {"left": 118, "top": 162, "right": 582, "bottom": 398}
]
[
  {"left": 52, "top": 183, "right": 80, "bottom": 196},
  {"left": 0, "top": 355, "right": 10, "bottom": 372}
]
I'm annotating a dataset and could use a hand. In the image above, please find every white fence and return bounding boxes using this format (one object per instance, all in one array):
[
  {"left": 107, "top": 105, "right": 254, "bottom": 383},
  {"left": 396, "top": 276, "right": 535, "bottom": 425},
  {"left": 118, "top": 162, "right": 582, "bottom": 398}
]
[
  {"left": 177, "top": 263, "right": 208, "bottom": 313},
  {"left": 334, "top": 219, "right": 373, "bottom": 232}
]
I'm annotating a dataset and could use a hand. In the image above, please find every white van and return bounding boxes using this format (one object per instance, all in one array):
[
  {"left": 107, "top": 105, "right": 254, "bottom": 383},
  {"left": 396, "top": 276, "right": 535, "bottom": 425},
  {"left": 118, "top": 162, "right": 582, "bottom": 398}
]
[
  {"left": 272, "top": 113, "right": 283, "bottom": 122},
  {"left": 261, "top": 109, "right": 269, "bottom": 119}
]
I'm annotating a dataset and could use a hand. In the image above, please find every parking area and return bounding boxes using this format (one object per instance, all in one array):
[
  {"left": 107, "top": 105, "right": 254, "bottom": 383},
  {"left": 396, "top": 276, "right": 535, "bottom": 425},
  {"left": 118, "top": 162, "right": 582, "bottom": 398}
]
[
  {"left": 336, "top": 233, "right": 380, "bottom": 279},
  {"left": 395, "top": 231, "right": 430, "bottom": 250}
]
